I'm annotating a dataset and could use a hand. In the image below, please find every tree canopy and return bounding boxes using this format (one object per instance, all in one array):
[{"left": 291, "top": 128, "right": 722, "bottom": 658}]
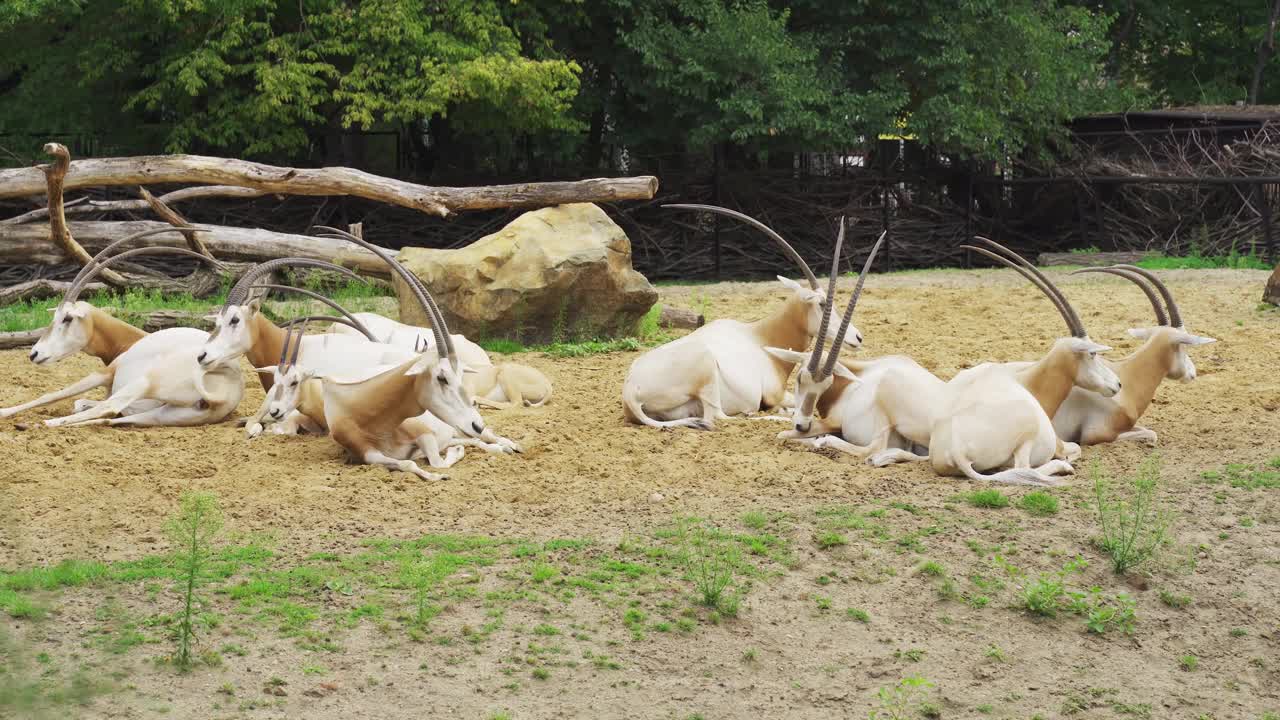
[{"left": 0, "top": 1, "right": 1276, "bottom": 170}]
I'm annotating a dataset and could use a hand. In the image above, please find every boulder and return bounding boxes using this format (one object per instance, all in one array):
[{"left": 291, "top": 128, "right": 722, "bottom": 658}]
[
  {"left": 1265, "top": 262, "right": 1280, "bottom": 306},
  {"left": 395, "top": 203, "right": 658, "bottom": 343}
]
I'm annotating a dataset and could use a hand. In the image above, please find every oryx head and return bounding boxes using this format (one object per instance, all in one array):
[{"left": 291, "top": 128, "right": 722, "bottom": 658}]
[
  {"left": 1074, "top": 265, "right": 1216, "bottom": 383},
  {"left": 32, "top": 229, "right": 224, "bottom": 365},
  {"left": 664, "top": 203, "right": 864, "bottom": 348},
  {"left": 256, "top": 320, "right": 310, "bottom": 422},
  {"left": 961, "top": 238, "right": 1121, "bottom": 398},
  {"left": 766, "top": 220, "right": 887, "bottom": 434},
  {"left": 312, "top": 227, "right": 486, "bottom": 438},
  {"left": 198, "top": 258, "right": 366, "bottom": 369}
]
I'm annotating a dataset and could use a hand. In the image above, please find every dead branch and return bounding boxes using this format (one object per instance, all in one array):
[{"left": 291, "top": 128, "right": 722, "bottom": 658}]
[
  {"left": 0, "top": 154, "right": 659, "bottom": 217},
  {"left": 0, "top": 185, "right": 272, "bottom": 225},
  {"left": 42, "top": 143, "right": 128, "bottom": 287},
  {"left": 139, "top": 187, "right": 214, "bottom": 259}
]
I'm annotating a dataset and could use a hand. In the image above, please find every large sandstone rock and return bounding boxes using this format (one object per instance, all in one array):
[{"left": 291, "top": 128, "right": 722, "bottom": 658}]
[
  {"left": 1266, "top": 262, "right": 1280, "bottom": 306},
  {"left": 395, "top": 203, "right": 658, "bottom": 343}
]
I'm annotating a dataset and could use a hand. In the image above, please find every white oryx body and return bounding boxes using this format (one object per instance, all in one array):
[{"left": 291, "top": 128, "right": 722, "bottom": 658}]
[{"left": 332, "top": 313, "right": 492, "bottom": 369}]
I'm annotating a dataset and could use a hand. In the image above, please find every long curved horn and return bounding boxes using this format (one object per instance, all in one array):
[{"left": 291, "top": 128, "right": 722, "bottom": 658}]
[
  {"left": 276, "top": 321, "right": 299, "bottom": 367},
  {"left": 311, "top": 226, "right": 454, "bottom": 362},
  {"left": 1071, "top": 267, "right": 1169, "bottom": 326},
  {"left": 288, "top": 319, "right": 307, "bottom": 366},
  {"left": 64, "top": 246, "right": 226, "bottom": 306},
  {"left": 960, "top": 244, "right": 1084, "bottom": 337},
  {"left": 247, "top": 284, "right": 376, "bottom": 341},
  {"left": 279, "top": 315, "right": 378, "bottom": 342},
  {"left": 663, "top": 203, "right": 819, "bottom": 289},
  {"left": 1110, "top": 265, "right": 1182, "bottom": 327},
  {"left": 808, "top": 218, "right": 847, "bottom": 376},
  {"left": 65, "top": 226, "right": 208, "bottom": 301},
  {"left": 821, "top": 230, "right": 887, "bottom": 378},
  {"left": 970, "top": 237, "right": 1085, "bottom": 337},
  {"left": 225, "top": 258, "right": 366, "bottom": 308}
]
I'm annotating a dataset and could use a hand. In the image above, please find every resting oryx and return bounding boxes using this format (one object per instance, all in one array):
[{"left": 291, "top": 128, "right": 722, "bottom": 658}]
[
  {"left": 1, "top": 227, "right": 216, "bottom": 419},
  {"left": 622, "top": 205, "right": 872, "bottom": 430},
  {"left": 24, "top": 248, "right": 245, "bottom": 428},
  {"left": 924, "top": 241, "right": 1122, "bottom": 485},
  {"left": 465, "top": 363, "right": 553, "bottom": 409},
  {"left": 1043, "top": 265, "right": 1215, "bottom": 446},
  {"left": 294, "top": 227, "right": 521, "bottom": 479},
  {"left": 765, "top": 228, "right": 942, "bottom": 465}
]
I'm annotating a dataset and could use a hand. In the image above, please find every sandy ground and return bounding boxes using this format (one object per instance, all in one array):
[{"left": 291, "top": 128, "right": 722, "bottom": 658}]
[{"left": 1, "top": 267, "right": 1278, "bottom": 718}]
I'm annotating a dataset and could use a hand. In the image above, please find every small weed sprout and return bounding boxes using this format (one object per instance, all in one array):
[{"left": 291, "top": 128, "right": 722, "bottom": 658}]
[
  {"left": 1093, "top": 456, "right": 1172, "bottom": 575},
  {"left": 869, "top": 675, "right": 935, "bottom": 720},
  {"left": 1180, "top": 654, "right": 1198, "bottom": 671},
  {"left": 678, "top": 520, "right": 742, "bottom": 616},
  {"left": 165, "top": 492, "right": 223, "bottom": 672},
  {"left": 847, "top": 608, "right": 871, "bottom": 623}
]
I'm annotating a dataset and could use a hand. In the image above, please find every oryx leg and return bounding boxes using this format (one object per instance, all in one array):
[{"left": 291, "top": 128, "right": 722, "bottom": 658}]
[
  {"left": 414, "top": 434, "right": 466, "bottom": 468},
  {"left": 450, "top": 437, "right": 516, "bottom": 455},
  {"left": 245, "top": 395, "right": 273, "bottom": 438},
  {"left": 477, "top": 428, "right": 522, "bottom": 454},
  {"left": 789, "top": 434, "right": 875, "bottom": 457},
  {"left": 362, "top": 448, "right": 447, "bottom": 481},
  {"left": 44, "top": 379, "right": 150, "bottom": 427},
  {"left": 70, "top": 404, "right": 217, "bottom": 428},
  {"left": 0, "top": 371, "right": 113, "bottom": 419},
  {"left": 869, "top": 448, "right": 930, "bottom": 467},
  {"left": 1116, "top": 427, "right": 1157, "bottom": 447}
]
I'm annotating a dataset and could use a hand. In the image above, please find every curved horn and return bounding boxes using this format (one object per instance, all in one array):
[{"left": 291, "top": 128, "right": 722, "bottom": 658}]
[
  {"left": 289, "top": 319, "right": 307, "bottom": 366},
  {"left": 279, "top": 314, "right": 379, "bottom": 342},
  {"left": 821, "top": 230, "right": 887, "bottom": 378},
  {"left": 663, "top": 203, "right": 819, "bottom": 289},
  {"left": 247, "top": 284, "right": 377, "bottom": 341},
  {"left": 225, "top": 258, "right": 366, "bottom": 308},
  {"left": 1070, "top": 267, "right": 1169, "bottom": 326},
  {"left": 1110, "top": 265, "right": 1182, "bottom": 327},
  {"left": 312, "top": 226, "right": 453, "bottom": 361},
  {"left": 65, "top": 226, "right": 210, "bottom": 302},
  {"left": 65, "top": 246, "right": 226, "bottom": 306},
  {"left": 970, "top": 237, "right": 1085, "bottom": 337},
  {"left": 960, "top": 244, "right": 1083, "bottom": 337},
  {"left": 276, "top": 320, "right": 299, "bottom": 367},
  {"left": 809, "top": 217, "right": 847, "bottom": 376}
]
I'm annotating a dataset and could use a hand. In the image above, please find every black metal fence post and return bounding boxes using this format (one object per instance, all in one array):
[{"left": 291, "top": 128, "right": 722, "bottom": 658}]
[{"left": 1259, "top": 181, "right": 1276, "bottom": 263}]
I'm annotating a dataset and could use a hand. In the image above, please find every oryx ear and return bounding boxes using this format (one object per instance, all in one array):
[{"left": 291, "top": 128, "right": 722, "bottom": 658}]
[
  {"left": 253, "top": 366, "right": 276, "bottom": 374},
  {"left": 830, "top": 361, "right": 858, "bottom": 381},
  {"left": 1176, "top": 332, "right": 1217, "bottom": 346},
  {"left": 1068, "top": 337, "right": 1111, "bottom": 354},
  {"left": 764, "top": 346, "right": 808, "bottom": 365},
  {"left": 246, "top": 297, "right": 263, "bottom": 314},
  {"left": 776, "top": 276, "right": 803, "bottom": 293},
  {"left": 202, "top": 313, "right": 220, "bottom": 322},
  {"left": 461, "top": 365, "right": 480, "bottom": 374},
  {"left": 1126, "top": 327, "right": 1156, "bottom": 340},
  {"left": 64, "top": 304, "right": 89, "bottom": 318},
  {"left": 405, "top": 356, "right": 437, "bottom": 376}
]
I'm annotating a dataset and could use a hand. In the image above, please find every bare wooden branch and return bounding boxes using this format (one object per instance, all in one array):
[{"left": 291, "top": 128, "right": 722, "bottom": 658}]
[
  {"left": 0, "top": 154, "right": 659, "bottom": 217},
  {"left": 42, "top": 143, "right": 128, "bottom": 287},
  {"left": 0, "top": 330, "right": 43, "bottom": 350},
  {"left": 139, "top": 186, "right": 214, "bottom": 259},
  {"left": 0, "top": 185, "right": 272, "bottom": 225},
  {"left": 0, "top": 220, "right": 386, "bottom": 275}
]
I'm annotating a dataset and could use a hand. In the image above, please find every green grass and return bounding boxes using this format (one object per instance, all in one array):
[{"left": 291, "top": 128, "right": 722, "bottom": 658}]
[
  {"left": 1134, "top": 249, "right": 1270, "bottom": 271},
  {"left": 846, "top": 608, "right": 870, "bottom": 623},
  {"left": 1093, "top": 456, "right": 1172, "bottom": 575},
  {"left": 1019, "top": 491, "right": 1059, "bottom": 516},
  {"left": 966, "top": 490, "right": 1010, "bottom": 509}
]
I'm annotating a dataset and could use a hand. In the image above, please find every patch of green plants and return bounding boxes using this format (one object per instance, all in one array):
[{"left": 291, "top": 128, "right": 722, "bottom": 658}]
[
  {"left": 1134, "top": 243, "right": 1270, "bottom": 271},
  {"left": 166, "top": 492, "right": 223, "bottom": 671},
  {"left": 869, "top": 676, "right": 936, "bottom": 720},
  {"left": 677, "top": 520, "right": 744, "bottom": 617},
  {"left": 1019, "top": 491, "right": 1059, "bottom": 516},
  {"left": 1019, "top": 556, "right": 1136, "bottom": 633},
  {"left": 1158, "top": 589, "right": 1192, "bottom": 608},
  {"left": 846, "top": 608, "right": 870, "bottom": 623},
  {"left": 1093, "top": 455, "right": 1173, "bottom": 574},
  {"left": 1179, "top": 654, "right": 1199, "bottom": 671},
  {"left": 966, "top": 490, "right": 1010, "bottom": 509},
  {"left": 1211, "top": 459, "right": 1280, "bottom": 490}
]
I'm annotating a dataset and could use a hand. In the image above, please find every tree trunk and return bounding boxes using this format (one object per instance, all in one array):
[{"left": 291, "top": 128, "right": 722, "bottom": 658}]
[
  {"left": 0, "top": 220, "right": 388, "bottom": 275},
  {"left": 1250, "top": 0, "right": 1280, "bottom": 104},
  {"left": 658, "top": 305, "right": 705, "bottom": 330},
  {"left": 0, "top": 154, "right": 659, "bottom": 217}
]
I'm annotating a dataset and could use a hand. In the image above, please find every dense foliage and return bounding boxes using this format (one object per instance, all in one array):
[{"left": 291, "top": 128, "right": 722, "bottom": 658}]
[{"left": 0, "top": 1, "right": 1275, "bottom": 170}]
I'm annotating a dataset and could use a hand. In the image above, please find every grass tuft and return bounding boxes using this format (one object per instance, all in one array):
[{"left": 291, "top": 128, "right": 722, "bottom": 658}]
[{"left": 966, "top": 490, "right": 1010, "bottom": 509}]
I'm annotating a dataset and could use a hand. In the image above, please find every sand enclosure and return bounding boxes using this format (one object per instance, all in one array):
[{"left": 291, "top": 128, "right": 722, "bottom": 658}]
[{"left": 1, "top": 267, "right": 1277, "bottom": 717}]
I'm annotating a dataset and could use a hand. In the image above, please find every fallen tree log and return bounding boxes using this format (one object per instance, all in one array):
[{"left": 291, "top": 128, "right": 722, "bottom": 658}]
[
  {"left": 0, "top": 330, "right": 42, "bottom": 350},
  {"left": 0, "top": 220, "right": 386, "bottom": 276},
  {"left": 1037, "top": 250, "right": 1161, "bottom": 267},
  {"left": 658, "top": 305, "right": 705, "bottom": 330},
  {"left": 0, "top": 185, "right": 272, "bottom": 225},
  {"left": 0, "top": 154, "right": 659, "bottom": 217}
]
